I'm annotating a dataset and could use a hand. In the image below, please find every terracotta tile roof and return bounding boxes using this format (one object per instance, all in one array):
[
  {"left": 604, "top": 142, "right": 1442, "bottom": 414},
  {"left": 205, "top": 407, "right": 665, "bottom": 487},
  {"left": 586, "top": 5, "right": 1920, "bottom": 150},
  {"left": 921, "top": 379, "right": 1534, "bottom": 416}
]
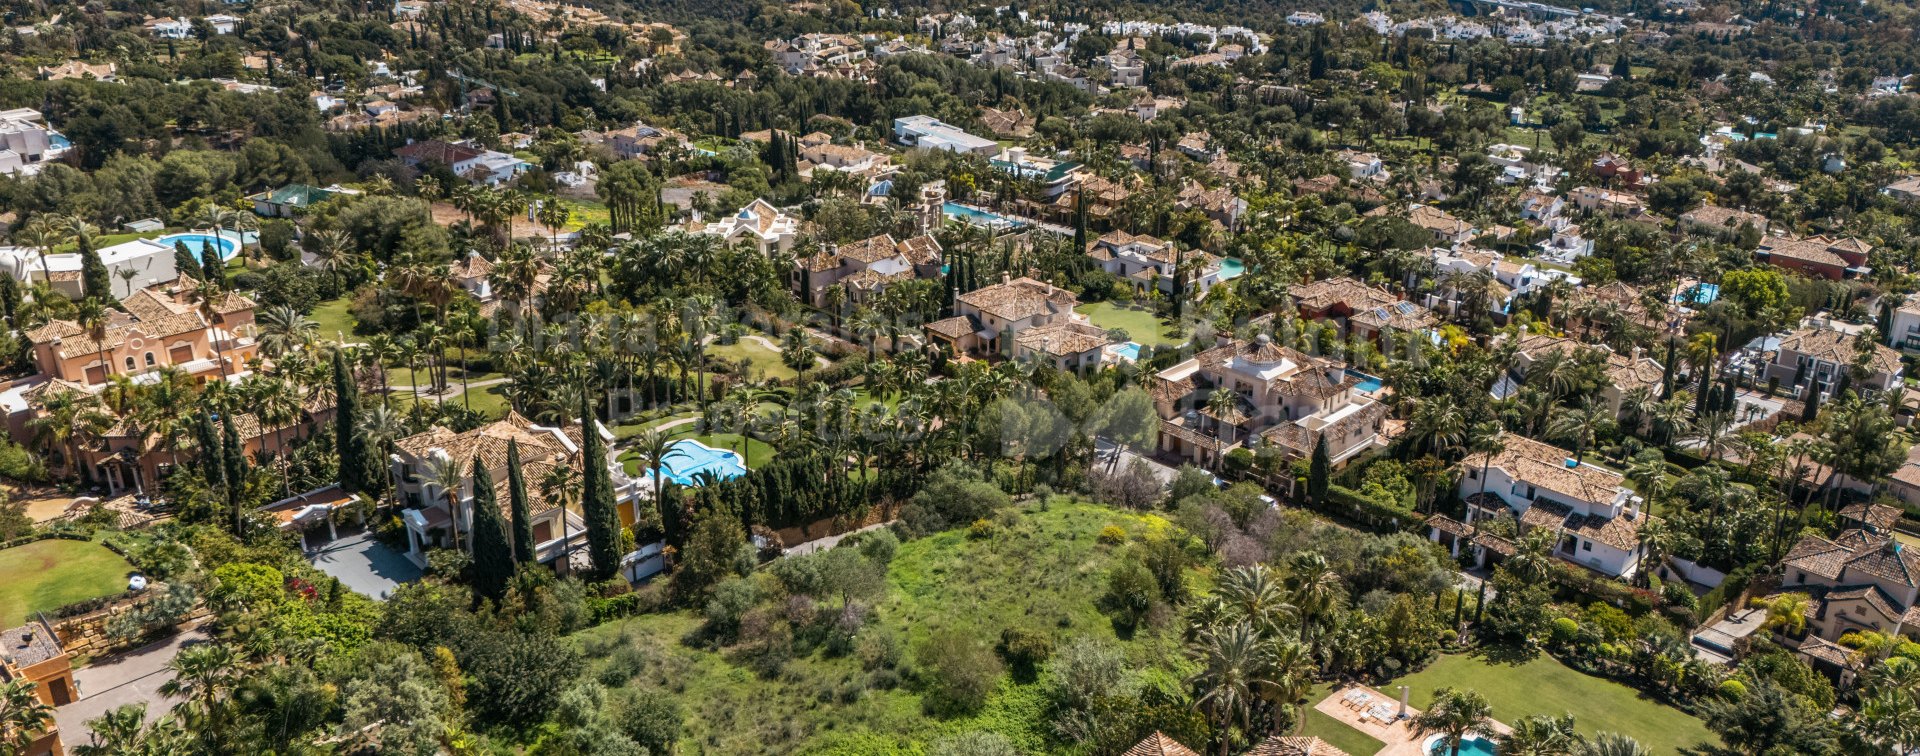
[
  {"left": 1408, "top": 204, "right": 1473, "bottom": 236},
  {"left": 957, "top": 277, "right": 1078, "bottom": 322},
  {"left": 898, "top": 235, "right": 942, "bottom": 265},
  {"left": 837, "top": 234, "right": 902, "bottom": 264},
  {"left": 451, "top": 252, "right": 494, "bottom": 280},
  {"left": 1291, "top": 277, "right": 1398, "bottom": 313},
  {"left": 1785, "top": 529, "right": 1920, "bottom": 590},
  {"left": 1462, "top": 434, "right": 1625, "bottom": 507},
  {"left": 1123, "top": 732, "right": 1202, "bottom": 756},
  {"left": 1188, "top": 337, "right": 1361, "bottom": 400},
  {"left": 1840, "top": 502, "right": 1902, "bottom": 532},
  {"left": 1775, "top": 327, "right": 1902, "bottom": 376},
  {"left": 1798, "top": 634, "right": 1853, "bottom": 666},
  {"left": 1350, "top": 300, "right": 1438, "bottom": 332},
  {"left": 1427, "top": 513, "right": 1472, "bottom": 537},
  {"left": 1605, "top": 355, "right": 1666, "bottom": 392},
  {"left": 1015, "top": 322, "right": 1112, "bottom": 357},
  {"left": 1247, "top": 736, "right": 1351, "bottom": 756},
  {"left": 396, "top": 411, "right": 572, "bottom": 478},
  {"left": 1681, "top": 204, "right": 1767, "bottom": 231},
  {"left": 924, "top": 315, "right": 975, "bottom": 339},
  {"left": 841, "top": 268, "right": 911, "bottom": 291}
]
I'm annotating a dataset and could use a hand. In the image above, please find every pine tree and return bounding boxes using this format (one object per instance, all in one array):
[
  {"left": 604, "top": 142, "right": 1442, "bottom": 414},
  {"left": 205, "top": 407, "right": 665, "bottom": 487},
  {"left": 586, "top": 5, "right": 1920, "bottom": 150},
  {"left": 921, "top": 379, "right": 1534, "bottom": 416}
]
[
  {"left": 467, "top": 458, "right": 515, "bottom": 600},
  {"left": 0, "top": 274, "right": 19, "bottom": 326},
  {"left": 333, "top": 350, "right": 368, "bottom": 493},
  {"left": 579, "top": 393, "right": 622, "bottom": 580},
  {"left": 1307, "top": 435, "right": 1331, "bottom": 506},
  {"left": 506, "top": 438, "right": 536, "bottom": 565},
  {"left": 173, "top": 241, "right": 198, "bottom": 282},
  {"left": 79, "top": 241, "right": 111, "bottom": 303}
]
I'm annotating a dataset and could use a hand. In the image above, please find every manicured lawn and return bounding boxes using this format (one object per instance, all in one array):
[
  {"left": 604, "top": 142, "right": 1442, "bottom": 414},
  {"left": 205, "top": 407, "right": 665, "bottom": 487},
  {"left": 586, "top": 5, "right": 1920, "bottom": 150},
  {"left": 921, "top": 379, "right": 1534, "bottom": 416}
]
[
  {"left": 1301, "top": 707, "right": 1386, "bottom": 756},
  {"left": 1391, "top": 653, "right": 1715, "bottom": 755},
  {"left": 309, "top": 296, "right": 356, "bottom": 341},
  {"left": 393, "top": 384, "right": 511, "bottom": 419},
  {"left": 1074, "top": 301, "right": 1183, "bottom": 348},
  {"left": 0, "top": 539, "right": 134, "bottom": 625},
  {"left": 578, "top": 501, "right": 1192, "bottom": 754},
  {"left": 385, "top": 364, "right": 504, "bottom": 388},
  {"left": 707, "top": 339, "right": 799, "bottom": 382}
]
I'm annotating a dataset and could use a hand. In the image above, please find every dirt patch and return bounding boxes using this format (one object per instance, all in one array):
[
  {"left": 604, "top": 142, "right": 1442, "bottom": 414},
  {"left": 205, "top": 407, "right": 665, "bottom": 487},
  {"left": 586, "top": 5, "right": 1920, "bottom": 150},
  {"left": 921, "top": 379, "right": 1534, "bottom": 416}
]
[{"left": 427, "top": 201, "right": 566, "bottom": 241}]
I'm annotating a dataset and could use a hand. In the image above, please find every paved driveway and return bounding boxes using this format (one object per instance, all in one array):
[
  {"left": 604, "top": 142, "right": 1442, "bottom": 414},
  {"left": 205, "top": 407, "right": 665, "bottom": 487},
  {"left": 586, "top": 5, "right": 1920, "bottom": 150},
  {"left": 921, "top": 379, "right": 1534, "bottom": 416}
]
[
  {"left": 54, "top": 626, "right": 208, "bottom": 746},
  {"left": 307, "top": 532, "right": 422, "bottom": 600}
]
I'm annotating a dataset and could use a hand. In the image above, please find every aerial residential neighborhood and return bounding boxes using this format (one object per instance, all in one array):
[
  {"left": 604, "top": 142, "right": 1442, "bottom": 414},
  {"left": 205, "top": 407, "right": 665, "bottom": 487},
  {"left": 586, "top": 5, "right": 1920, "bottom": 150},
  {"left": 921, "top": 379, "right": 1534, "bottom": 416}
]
[{"left": 1, "top": 0, "right": 1920, "bottom": 753}]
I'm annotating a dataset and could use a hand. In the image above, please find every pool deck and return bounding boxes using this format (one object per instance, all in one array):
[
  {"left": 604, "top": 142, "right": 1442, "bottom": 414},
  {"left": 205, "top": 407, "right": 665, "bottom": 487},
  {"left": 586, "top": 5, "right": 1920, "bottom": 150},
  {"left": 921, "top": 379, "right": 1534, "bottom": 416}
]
[{"left": 1314, "top": 683, "right": 1511, "bottom": 756}]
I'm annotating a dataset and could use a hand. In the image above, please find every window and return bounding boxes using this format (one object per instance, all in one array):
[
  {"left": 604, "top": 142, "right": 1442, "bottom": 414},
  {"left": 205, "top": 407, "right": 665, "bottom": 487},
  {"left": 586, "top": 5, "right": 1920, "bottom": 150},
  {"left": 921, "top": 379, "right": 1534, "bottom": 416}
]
[
  {"left": 144, "top": 352, "right": 156, "bottom": 366},
  {"left": 1581, "top": 541, "right": 1592, "bottom": 552},
  {"left": 1468, "top": 469, "right": 1479, "bottom": 480},
  {"left": 124, "top": 357, "right": 136, "bottom": 370}
]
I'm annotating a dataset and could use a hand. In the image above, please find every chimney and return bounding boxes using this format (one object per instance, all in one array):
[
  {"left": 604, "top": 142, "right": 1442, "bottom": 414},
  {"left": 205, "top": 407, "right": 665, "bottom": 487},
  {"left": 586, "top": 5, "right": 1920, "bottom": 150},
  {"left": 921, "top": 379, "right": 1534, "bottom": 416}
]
[
  {"left": 1631, "top": 345, "right": 1642, "bottom": 361},
  {"left": 1001, "top": 271, "right": 1011, "bottom": 285},
  {"left": 1627, "top": 496, "right": 1640, "bottom": 520}
]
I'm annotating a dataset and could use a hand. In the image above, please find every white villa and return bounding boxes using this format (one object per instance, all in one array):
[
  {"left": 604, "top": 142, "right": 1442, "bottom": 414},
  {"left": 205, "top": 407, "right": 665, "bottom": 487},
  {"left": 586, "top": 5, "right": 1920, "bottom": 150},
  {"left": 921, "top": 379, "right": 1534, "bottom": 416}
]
[
  {"left": 1429, "top": 434, "right": 1653, "bottom": 579},
  {"left": 1087, "top": 231, "right": 1224, "bottom": 300},
  {"left": 690, "top": 199, "right": 800, "bottom": 255}
]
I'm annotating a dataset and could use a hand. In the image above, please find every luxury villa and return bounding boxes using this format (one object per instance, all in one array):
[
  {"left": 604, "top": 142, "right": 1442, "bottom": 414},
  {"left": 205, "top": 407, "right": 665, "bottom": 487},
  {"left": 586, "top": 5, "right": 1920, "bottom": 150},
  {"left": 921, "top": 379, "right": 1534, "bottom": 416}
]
[
  {"left": 1086, "top": 231, "right": 1225, "bottom": 300},
  {"left": 388, "top": 412, "right": 647, "bottom": 574},
  {"left": 923, "top": 275, "right": 1094, "bottom": 360},
  {"left": 1150, "top": 334, "right": 1388, "bottom": 476},
  {"left": 1427, "top": 434, "right": 1654, "bottom": 580}
]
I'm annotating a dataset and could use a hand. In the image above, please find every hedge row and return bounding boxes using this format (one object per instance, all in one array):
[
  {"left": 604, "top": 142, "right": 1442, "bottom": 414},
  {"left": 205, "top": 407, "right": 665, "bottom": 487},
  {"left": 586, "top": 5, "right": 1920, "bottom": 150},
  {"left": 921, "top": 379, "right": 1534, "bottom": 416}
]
[{"left": 1317, "top": 484, "right": 1418, "bottom": 533}]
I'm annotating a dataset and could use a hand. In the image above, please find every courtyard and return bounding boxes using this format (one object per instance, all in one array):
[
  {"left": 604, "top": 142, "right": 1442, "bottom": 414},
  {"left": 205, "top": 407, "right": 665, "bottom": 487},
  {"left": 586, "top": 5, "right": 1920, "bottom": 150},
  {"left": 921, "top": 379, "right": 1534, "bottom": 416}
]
[{"left": 305, "top": 531, "right": 422, "bottom": 600}]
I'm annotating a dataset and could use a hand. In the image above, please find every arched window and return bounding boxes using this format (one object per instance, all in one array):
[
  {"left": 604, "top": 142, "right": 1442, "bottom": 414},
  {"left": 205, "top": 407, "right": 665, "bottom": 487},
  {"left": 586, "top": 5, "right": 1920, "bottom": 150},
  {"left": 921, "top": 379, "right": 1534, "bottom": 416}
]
[
  {"left": 144, "top": 352, "right": 156, "bottom": 366},
  {"left": 124, "top": 357, "right": 136, "bottom": 370}
]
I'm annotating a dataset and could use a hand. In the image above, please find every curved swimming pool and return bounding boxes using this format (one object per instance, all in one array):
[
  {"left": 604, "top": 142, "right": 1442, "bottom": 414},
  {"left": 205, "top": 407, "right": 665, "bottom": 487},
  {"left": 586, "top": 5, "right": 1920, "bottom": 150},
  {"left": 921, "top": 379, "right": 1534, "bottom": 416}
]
[
  {"left": 155, "top": 233, "right": 241, "bottom": 263},
  {"left": 652, "top": 439, "right": 748, "bottom": 486}
]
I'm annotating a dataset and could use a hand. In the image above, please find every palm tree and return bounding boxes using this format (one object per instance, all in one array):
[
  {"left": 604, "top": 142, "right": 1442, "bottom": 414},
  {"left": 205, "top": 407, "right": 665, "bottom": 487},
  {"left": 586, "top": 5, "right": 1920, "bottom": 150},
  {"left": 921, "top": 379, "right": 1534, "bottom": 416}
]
[
  {"left": 1217, "top": 564, "right": 1298, "bottom": 638},
  {"left": 1499, "top": 713, "right": 1580, "bottom": 756},
  {"left": 1413, "top": 687, "right": 1495, "bottom": 756},
  {"left": 257, "top": 304, "right": 318, "bottom": 358},
  {"left": 1547, "top": 397, "right": 1611, "bottom": 462},
  {"left": 632, "top": 428, "right": 689, "bottom": 522},
  {"left": 418, "top": 454, "right": 468, "bottom": 551},
  {"left": 0, "top": 679, "right": 55, "bottom": 754},
  {"left": 1186, "top": 620, "right": 1279, "bottom": 756},
  {"left": 1751, "top": 593, "right": 1811, "bottom": 636},
  {"left": 15, "top": 214, "right": 63, "bottom": 285},
  {"left": 73, "top": 702, "right": 188, "bottom": 756},
  {"left": 159, "top": 644, "right": 239, "bottom": 751},
  {"left": 1573, "top": 733, "right": 1650, "bottom": 756},
  {"left": 1466, "top": 421, "right": 1505, "bottom": 507},
  {"left": 1285, "top": 551, "right": 1345, "bottom": 656}
]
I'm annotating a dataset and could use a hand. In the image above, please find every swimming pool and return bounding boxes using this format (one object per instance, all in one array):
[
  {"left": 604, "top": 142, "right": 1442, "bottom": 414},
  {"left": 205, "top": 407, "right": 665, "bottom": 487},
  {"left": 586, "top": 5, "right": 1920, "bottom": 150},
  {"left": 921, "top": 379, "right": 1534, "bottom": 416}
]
[
  {"left": 1682, "top": 282, "right": 1720, "bottom": 306},
  {"left": 1425, "top": 734, "right": 1496, "bottom": 756},
  {"left": 1108, "top": 342, "right": 1143, "bottom": 362},
  {"left": 1345, "top": 369, "right": 1385, "bottom": 393},
  {"left": 1219, "top": 258, "right": 1246, "bottom": 280},
  {"left": 156, "top": 233, "right": 241, "bottom": 263},
  {"left": 652, "top": 439, "right": 748, "bottom": 486},
  {"left": 942, "top": 202, "right": 1023, "bottom": 229}
]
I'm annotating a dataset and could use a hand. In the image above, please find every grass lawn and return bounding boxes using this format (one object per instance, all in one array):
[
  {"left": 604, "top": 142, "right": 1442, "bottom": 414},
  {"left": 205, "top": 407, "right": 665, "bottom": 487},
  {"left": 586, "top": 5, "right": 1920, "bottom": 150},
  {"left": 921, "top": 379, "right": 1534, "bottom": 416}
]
[
  {"left": 1391, "top": 653, "right": 1715, "bottom": 755},
  {"left": 392, "top": 384, "right": 511, "bottom": 419},
  {"left": 1301, "top": 707, "right": 1386, "bottom": 756},
  {"left": 708, "top": 339, "right": 799, "bottom": 382},
  {"left": 1074, "top": 301, "right": 1183, "bottom": 348},
  {"left": 310, "top": 296, "right": 356, "bottom": 341},
  {"left": 617, "top": 423, "right": 776, "bottom": 476},
  {"left": 577, "top": 500, "right": 1192, "bottom": 754},
  {"left": 385, "top": 364, "right": 505, "bottom": 388},
  {"left": 0, "top": 539, "right": 134, "bottom": 625}
]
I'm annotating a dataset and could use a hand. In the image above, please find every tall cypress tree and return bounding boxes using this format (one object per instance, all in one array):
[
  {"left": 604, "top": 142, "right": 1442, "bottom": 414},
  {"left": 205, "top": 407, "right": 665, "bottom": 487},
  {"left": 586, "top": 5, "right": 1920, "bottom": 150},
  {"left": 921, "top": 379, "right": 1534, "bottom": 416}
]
[
  {"left": 506, "top": 438, "right": 536, "bottom": 565},
  {"left": 79, "top": 241, "right": 111, "bottom": 303},
  {"left": 468, "top": 458, "right": 515, "bottom": 600},
  {"left": 197, "top": 412, "right": 227, "bottom": 489},
  {"left": 1307, "top": 435, "right": 1331, "bottom": 506},
  {"left": 579, "top": 393, "right": 622, "bottom": 580},
  {"left": 222, "top": 414, "right": 248, "bottom": 532},
  {"left": 201, "top": 246, "right": 224, "bottom": 287},
  {"left": 333, "top": 350, "right": 368, "bottom": 493},
  {"left": 173, "top": 241, "right": 198, "bottom": 283}
]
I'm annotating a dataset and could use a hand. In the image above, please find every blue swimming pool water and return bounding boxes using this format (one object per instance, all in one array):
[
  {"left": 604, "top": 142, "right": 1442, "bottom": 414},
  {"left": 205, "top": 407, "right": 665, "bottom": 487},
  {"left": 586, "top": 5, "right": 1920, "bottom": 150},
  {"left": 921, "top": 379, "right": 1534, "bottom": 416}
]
[
  {"left": 1111, "top": 342, "right": 1143, "bottom": 361},
  {"left": 1220, "top": 258, "right": 1246, "bottom": 280},
  {"left": 1430, "top": 735, "right": 1496, "bottom": 756},
  {"left": 1683, "top": 282, "right": 1720, "bottom": 306},
  {"left": 1345, "top": 369, "right": 1384, "bottom": 393},
  {"left": 157, "top": 233, "right": 240, "bottom": 263},
  {"left": 943, "top": 202, "right": 1024, "bottom": 228},
  {"left": 653, "top": 440, "right": 747, "bottom": 486}
]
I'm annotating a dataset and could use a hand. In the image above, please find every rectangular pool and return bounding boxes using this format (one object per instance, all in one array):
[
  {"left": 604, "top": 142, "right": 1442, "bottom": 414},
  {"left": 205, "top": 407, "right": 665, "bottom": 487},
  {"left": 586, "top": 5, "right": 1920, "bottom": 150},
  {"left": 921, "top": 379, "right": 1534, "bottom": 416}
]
[{"left": 1345, "top": 369, "right": 1385, "bottom": 393}]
